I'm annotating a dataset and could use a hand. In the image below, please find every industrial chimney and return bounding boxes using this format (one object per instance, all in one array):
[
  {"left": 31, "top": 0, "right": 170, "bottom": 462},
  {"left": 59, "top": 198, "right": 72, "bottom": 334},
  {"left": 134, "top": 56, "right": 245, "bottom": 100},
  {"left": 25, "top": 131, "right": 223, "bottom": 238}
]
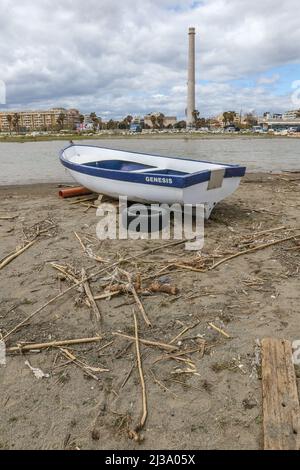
[{"left": 187, "top": 27, "right": 196, "bottom": 128}]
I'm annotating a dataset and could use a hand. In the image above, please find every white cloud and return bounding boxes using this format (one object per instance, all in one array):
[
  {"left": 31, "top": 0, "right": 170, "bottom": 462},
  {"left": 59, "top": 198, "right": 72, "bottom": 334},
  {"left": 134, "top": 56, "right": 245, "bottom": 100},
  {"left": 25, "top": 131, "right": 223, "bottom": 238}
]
[
  {"left": 0, "top": 0, "right": 299, "bottom": 117},
  {"left": 257, "top": 74, "right": 280, "bottom": 85}
]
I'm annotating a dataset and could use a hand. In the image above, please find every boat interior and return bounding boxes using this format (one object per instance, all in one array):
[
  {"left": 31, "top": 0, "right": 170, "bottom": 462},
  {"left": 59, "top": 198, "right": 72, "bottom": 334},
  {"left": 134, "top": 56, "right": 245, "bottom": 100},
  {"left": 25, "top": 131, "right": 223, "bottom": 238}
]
[{"left": 83, "top": 159, "right": 190, "bottom": 176}]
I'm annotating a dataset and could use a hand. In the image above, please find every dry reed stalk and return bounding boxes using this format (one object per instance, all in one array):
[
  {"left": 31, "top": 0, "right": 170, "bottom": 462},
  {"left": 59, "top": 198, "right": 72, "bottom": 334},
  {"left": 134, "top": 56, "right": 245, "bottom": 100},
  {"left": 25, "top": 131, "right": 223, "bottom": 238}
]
[
  {"left": 129, "top": 313, "right": 147, "bottom": 441},
  {"left": 0, "top": 240, "right": 36, "bottom": 271},
  {"left": 210, "top": 235, "right": 300, "bottom": 270},
  {"left": 113, "top": 332, "right": 178, "bottom": 351},
  {"left": 82, "top": 268, "right": 101, "bottom": 323},
  {"left": 7, "top": 336, "right": 102, "bottom": 353}
]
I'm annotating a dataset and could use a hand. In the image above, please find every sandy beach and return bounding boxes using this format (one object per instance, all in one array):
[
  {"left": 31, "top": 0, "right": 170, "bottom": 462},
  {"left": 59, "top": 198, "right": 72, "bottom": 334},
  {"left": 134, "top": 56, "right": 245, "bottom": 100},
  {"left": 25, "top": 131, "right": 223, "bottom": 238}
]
[{"left": 0, "top": 172, "right": 300, "bottom": 450}]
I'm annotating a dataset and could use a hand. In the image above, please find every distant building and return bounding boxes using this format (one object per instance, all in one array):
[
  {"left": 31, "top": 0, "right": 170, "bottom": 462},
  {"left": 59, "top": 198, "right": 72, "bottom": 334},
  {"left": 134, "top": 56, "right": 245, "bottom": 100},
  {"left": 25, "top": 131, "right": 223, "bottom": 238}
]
[
  {"left": 214, "top": 112, "right": 241, "bottom": 127},
  {"left": 76, "top": 114, "right": 95, "bottom": 131},
  {"left": 260, "top": 110, "right": 300, "bottom": 130},
  {"left": 263, "top": 112, "right": 283, "bottom": 120},
  {"left": 283, "top": 110, "right": 300, "bottom": 120},
  {"left": 0, "top": 108, "right": 80, "bottom": 132}
]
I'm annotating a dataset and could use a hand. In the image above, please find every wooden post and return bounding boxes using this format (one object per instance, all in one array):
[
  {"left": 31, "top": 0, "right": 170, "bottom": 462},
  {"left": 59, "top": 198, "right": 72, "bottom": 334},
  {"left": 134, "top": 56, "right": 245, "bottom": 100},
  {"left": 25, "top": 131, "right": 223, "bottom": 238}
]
[{"left": 261, "top": 338, "right": 300, "bottom": 450}]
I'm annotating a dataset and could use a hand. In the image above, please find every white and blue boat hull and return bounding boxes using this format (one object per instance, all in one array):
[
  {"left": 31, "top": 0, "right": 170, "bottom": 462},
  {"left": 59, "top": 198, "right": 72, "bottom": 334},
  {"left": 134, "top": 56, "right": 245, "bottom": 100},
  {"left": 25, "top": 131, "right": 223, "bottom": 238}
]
[{"left": 60, "top": 144, "right": 246, "bottom": 218}]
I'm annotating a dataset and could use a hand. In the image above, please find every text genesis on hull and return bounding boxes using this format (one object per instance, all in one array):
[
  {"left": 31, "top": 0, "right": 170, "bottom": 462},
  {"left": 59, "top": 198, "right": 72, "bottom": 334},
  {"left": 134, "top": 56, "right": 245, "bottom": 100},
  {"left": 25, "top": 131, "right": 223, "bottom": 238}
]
[{"left": 59, "top": 144, "right": 246, "bottom": 218}]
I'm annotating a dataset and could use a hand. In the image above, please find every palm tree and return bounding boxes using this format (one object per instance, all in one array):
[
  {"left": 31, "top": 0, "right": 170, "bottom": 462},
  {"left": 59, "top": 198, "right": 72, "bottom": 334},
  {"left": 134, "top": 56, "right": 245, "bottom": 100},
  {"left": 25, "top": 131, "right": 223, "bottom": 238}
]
[
  {"left": 192, "top": 109, "right": 200, "bottom": 126},
  {"left": 157, "top": 113, "right": 165, "bottom": 129},
  {"left": 12, "top": 113, "right": 20, "bottom": 133},
  {"left": 228, "top": 111, "right": 236, "bottom": 124},
  {"left": 118, "top": 121, "right": 127, "bottom": 130},
  {"left": 57, "top": 112, "right": 66, "bottom": 130},
  {"left": 192, "top": 109, "right": 201, "bottom": 128},
  {"left": 150, "top": 115, "right": 157, "bottom": 129},
  {"left": 78, "top": 114, "right": 85, "bottom": 131},
  {"left": 90, "top": 112, "right": 99, "bottom": 131},
  {"left": 107, "top": 119, "right": 118, "bottom": 130},
  {"left": 124, "top": 115, "right": 133, "bottom": 129},
  {"left": 7, "top": 115, "right": 13, "bottom": 134}
]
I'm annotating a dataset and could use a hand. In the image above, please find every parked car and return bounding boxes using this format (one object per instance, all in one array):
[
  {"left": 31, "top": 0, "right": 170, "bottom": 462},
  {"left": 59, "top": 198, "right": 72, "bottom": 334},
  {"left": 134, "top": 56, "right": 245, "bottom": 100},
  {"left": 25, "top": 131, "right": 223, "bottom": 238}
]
[
  {"left": 252, "top": 126, "right": 264, "bottom": 133},
  {"left": 224, "top": 125, "right": 240, "bottom": 132}
]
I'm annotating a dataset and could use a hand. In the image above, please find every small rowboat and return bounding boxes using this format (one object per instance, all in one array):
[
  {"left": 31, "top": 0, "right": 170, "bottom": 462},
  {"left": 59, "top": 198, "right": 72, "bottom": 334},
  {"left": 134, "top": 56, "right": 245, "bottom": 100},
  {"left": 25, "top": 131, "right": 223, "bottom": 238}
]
[{"left": 59, "top": 144, "right": 246, "bottom": 218}]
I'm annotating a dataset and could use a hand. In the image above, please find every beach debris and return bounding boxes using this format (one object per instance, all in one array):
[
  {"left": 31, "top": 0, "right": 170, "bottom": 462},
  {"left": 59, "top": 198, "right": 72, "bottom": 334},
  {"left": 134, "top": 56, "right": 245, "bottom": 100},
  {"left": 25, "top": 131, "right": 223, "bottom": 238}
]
[
  {"left": 0, "top": 240, "right": 37, "bottom": 271},
  {"left": 7, "top": 336, "right": 103, "bottom": 353},
  {"left": 97, "top": 341, "right": 114, "bottom": 354},
  {"left": 25, "top": 360, "right": 50, "bottom": 379},
  {"left": 51, "top": 263, "right": 80, "bottom": 285},
  {"left": 250, "top": 339, "right": 262, "bottom": 379},
  {"left": 0, "top": 338, "right": 6, "bottom": 366},
  {"left": 169, "top": 321, "right": 200, "bottom": 345},
  {"left": 113, "top": 332, "right": 178, "bottom": 352},
  {"left": 210, "top": 234, "right": 300, "bottom": 270},
  {"left": 74, "top": 232, "right": 108, "bottom": 263},
  {"left": 104, "top": 273, "right": 178, "bottom": 299},
  {"left": 81, "top": 268, "right": 101, "bottom": 323},
  {"left": 94, "top": 291, "right": 120, "bottom": 301},
  {"left": 3, "top": 251, "right": 152, "bottom": 341},
  {"left": 171, "top": 360, "right": 200, "bottom": 376},
  {"left": 149, "top": 369, "right": 177, "bottom": 398},
  {"left": 148, "top": 281, "right": 178, "bottom": 295},
  {"left": 74, "top": 231, "right": 86, "bottom": 252},
  {"left": 0, "top": 215, "right": 18, "bottom": 220},
  {"left": 120, "top": 361, "right": 135, "bottom": 390},
  {"left": 59, "top": 348, "right": 109, "bottom": 381},
  {"left": 168, "top": 378, "right": 204, "bottom": 392},
  {"left": 0, "top": 219, "right": 56, "bottom": 272},
  {"left": 69, "top": 196, "right": 97, "bottom": 205},
  {"left": 208, "top": 322, "right": 231, "bottom": 339},
  {"left": 118, "top": 269, "right": 152, "bottom": 327},
  {"left": 50, "top": 263, "right": 91, "bottom": 307},
  {"left": 128, "top": 313, "right": 148, "bottom": 442},
  {"left": 58, "top": 187, "right": 93, "bottom": 199},
  {"left": 6, "top": 224, "right": 296, "bottom": 344},
  {"left": 261, "top": 338, "right": 300, "bottom": 450},
  {"left": 153, "top": 343, "right": 206, "bottom": 365}
]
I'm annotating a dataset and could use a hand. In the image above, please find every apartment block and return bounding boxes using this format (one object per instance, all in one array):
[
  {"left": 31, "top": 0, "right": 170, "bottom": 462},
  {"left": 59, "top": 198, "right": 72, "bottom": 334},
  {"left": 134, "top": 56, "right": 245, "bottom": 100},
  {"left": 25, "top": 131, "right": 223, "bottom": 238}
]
[{"left": 0, "top": 108, "right": 80, "bottom": 132}]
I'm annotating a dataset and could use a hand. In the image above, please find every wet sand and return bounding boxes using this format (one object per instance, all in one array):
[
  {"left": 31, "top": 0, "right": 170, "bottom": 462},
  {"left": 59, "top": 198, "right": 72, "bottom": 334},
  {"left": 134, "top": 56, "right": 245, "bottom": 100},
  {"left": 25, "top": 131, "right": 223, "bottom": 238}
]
[{"left": 0, "top": 173, "right": 300, "bottom": 450}]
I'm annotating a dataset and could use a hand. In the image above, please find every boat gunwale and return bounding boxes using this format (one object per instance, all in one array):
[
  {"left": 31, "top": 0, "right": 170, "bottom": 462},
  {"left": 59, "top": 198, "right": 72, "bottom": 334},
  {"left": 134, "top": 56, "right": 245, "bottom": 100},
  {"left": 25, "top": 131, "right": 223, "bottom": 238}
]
[{"left": 59, "top": 144, "right": 246, "bottom": 189}]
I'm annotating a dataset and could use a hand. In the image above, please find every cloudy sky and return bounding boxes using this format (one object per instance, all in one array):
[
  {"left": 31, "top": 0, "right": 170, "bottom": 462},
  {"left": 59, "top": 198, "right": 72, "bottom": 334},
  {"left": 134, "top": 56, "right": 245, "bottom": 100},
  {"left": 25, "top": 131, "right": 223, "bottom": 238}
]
[{"left": 0, "top": 0, "right": 300, "bottom": 118}]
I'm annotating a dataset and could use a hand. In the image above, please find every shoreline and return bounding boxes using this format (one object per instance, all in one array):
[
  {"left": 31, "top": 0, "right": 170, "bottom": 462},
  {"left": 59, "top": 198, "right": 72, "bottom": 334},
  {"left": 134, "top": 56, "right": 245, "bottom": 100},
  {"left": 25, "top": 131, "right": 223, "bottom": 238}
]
[{"left": 0, "top": 132, "right": 298, "bottom": 143}]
